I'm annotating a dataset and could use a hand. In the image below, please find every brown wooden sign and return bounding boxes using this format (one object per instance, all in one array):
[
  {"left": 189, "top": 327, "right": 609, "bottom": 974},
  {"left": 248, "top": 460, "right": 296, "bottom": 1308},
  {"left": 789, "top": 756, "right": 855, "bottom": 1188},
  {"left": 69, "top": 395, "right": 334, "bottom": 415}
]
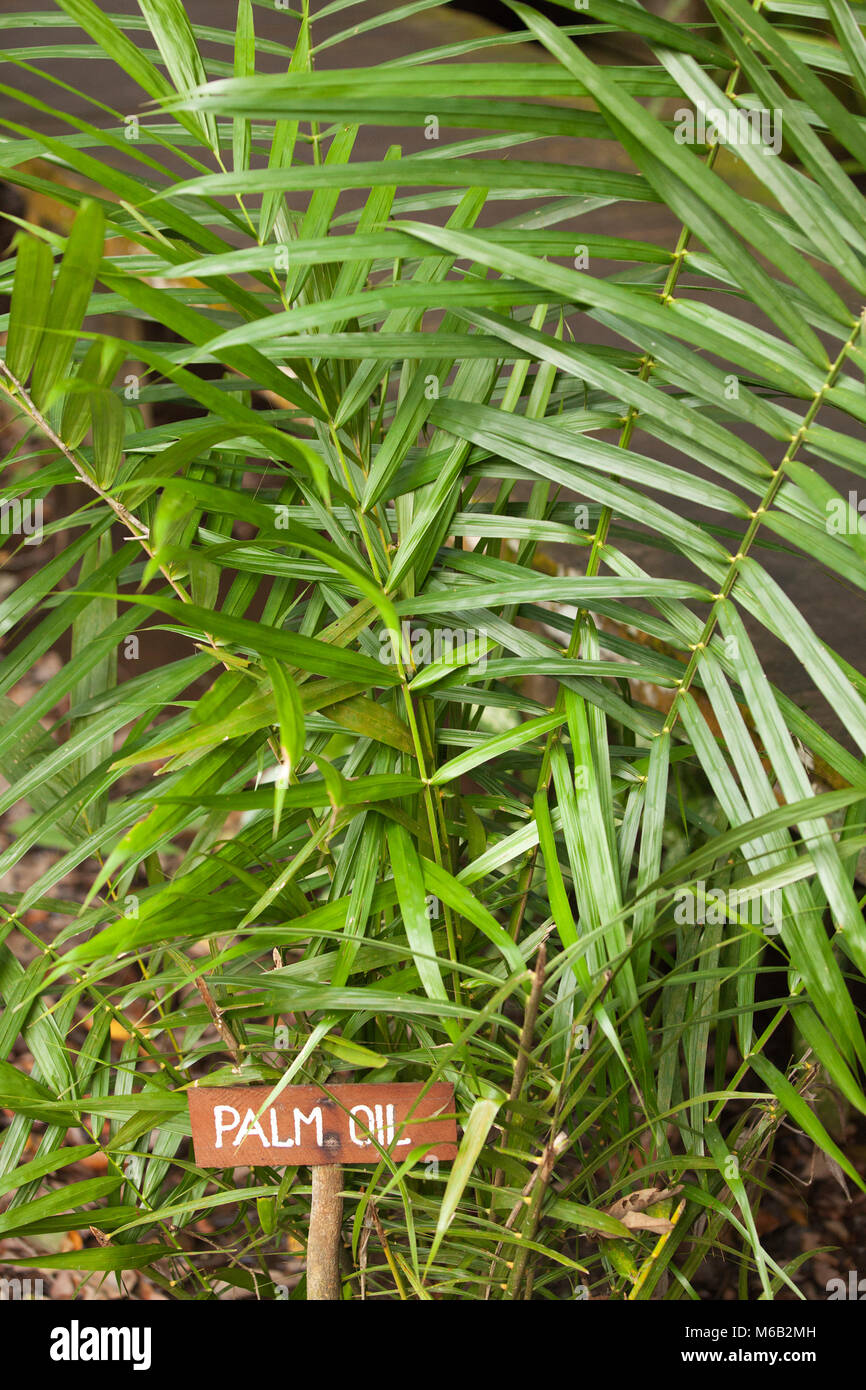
[{"left": 188, "top": 1081, "right": 457, "bottom": 1167}]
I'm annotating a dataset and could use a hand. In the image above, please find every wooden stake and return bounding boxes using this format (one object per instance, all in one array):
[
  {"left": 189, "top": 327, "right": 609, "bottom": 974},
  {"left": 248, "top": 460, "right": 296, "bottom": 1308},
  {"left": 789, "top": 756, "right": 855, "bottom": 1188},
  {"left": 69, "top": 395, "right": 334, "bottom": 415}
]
[{"left": 307, "top": 1165, "right": 343, "bottom": 1300}]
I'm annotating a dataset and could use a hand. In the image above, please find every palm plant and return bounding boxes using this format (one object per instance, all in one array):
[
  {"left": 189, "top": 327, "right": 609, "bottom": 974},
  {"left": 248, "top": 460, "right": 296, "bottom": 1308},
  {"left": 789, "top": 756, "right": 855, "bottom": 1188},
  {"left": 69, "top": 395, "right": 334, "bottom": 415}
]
[{"left": 0, "top": 0, "right": 865, "bottom": 1301}]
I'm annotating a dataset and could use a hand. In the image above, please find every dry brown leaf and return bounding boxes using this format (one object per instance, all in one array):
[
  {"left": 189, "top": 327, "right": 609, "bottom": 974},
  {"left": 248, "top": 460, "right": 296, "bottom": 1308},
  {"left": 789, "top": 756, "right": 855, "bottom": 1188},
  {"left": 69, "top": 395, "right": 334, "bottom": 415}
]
[
  {"left": 809, "top": 1145, "right": 851, "bottom": 1200},
  {"left": 617, "top": 1211, "right": 676, "bottom": 1236},
  {"left": 596, "top": 1185, "right": 683, "bottom": 1240},
  {"left": 77, "top": 1150, "right": 109, "bottom": 1174},
  {"left": 81, "top": 1014, "right": 144, "bottom": 1042}
]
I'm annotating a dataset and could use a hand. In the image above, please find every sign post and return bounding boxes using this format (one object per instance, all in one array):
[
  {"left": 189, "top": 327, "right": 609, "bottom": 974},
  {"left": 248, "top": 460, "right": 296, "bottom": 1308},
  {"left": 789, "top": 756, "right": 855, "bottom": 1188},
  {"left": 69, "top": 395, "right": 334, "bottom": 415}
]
[
  {"left": 307, "top": 1166, "right": 344, "bottom": 1301},
  {"left": 188, "top": 1081, "right": 457, "bottom": 1300}
]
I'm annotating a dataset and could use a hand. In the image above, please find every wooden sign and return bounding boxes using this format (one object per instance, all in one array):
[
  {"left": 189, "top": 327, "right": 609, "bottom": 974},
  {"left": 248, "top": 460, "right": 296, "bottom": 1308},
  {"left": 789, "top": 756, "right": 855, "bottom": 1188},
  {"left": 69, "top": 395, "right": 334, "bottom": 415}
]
[{"left": 188, "top": 1081, "right": 457, "bottom": 1168}]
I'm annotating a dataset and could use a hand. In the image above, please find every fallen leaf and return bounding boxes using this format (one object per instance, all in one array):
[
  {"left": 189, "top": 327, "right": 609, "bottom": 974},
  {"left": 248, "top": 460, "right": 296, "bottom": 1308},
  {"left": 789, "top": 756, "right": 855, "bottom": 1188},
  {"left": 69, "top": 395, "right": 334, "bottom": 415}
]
[
  {"left": 596, "top": 1185, "right": 683, "bottom": 1239},
  {"left": 809, "top": 1146, "right": 851, "bottom": 1200},
  {"left": 617, "top": 1211, "right": 676, "bottom": 1236},
  {"left": 755, "top": 1209, "right": 781, "bottom": 1236},
  {"left": 77, "top": 1150, "right": 109, "bottom": 1174},
  {"left": 81, "top": 1015, "right": 144, "bottom": 1042}
]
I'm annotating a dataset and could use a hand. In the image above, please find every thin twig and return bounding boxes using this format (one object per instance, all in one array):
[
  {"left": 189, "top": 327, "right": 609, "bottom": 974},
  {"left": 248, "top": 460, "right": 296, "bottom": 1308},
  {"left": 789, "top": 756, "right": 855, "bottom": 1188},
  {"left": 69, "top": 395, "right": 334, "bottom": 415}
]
[
  {"left": 491, "top": 940, "right": 547, "bottom": 1196},
  {"left": 194, "top": 973, "right": 243, "bottom": 1069},
  {"left": 0, "top": 362, "right": 187, "bottom": 592},
  {"left": 505, "top": 1130, "right": 570, "bottom": 1300}
]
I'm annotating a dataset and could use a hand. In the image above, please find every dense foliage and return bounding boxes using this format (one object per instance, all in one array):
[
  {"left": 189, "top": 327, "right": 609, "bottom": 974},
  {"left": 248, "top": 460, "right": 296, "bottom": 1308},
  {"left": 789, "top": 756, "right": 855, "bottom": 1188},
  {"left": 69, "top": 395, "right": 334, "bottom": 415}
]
[{"left": 1, "top": 0, "right": 866, "bottom": 1300}]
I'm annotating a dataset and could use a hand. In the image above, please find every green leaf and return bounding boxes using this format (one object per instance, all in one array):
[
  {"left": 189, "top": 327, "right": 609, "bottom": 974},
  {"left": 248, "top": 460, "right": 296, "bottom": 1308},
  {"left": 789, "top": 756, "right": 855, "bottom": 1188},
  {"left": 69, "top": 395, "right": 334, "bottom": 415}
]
[
  {"left": 2, "top": 1245, "right": 177, "bottom": 1271},
  {"left": 5, "top": 233, "right": 54, "bottom": 383},
  {"left": 386, "top": 821, "right": 451, "bottom": 1011},
  {"left": 137, "top": 0, "right": 218, "bottom": 151},
  {"left": 749, "top": 1054, "right": 866, "bottom": 1192},
  {"left": 30, "top": 199, "right": 105, "bottom": 409},
  {"left": 428, "top": 1096, "right": 501, "bottom": 1266},
  {"left": 89, "top": 387, "right": 125, "bottom": 488},
  {"left": 0, "top": 1176, "right": 121, "bottom": 1239},
  {"left": 261, "top": 657, "right": 305, "bottom": 835}
]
